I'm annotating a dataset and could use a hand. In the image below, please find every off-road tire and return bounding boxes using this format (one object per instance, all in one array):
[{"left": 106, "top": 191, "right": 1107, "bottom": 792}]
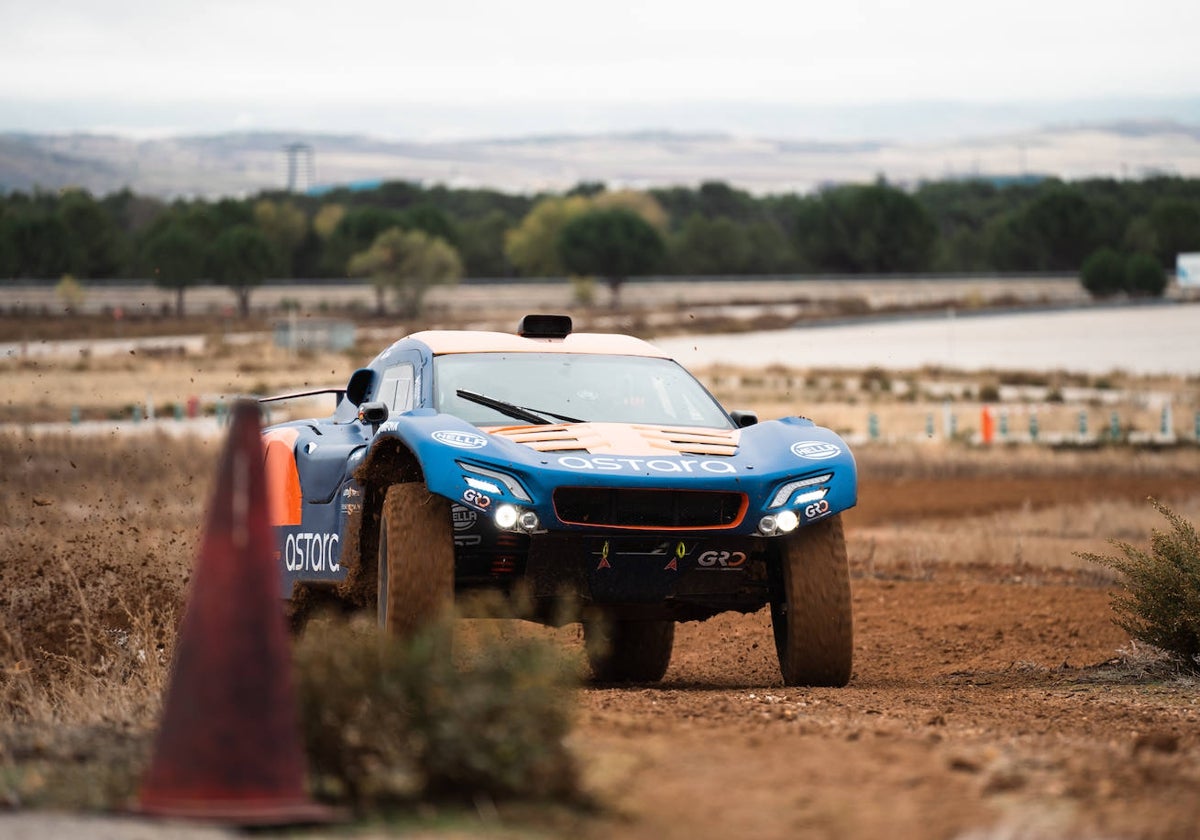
[
  {"left": 770, "top": 514, "right": 853, "bottom": 687},
  {"left": 584, "top": 613, "right": 675, "bottom": 683},
  {"left": 377, "top": 483, "right": 454, "bottom": 638}
]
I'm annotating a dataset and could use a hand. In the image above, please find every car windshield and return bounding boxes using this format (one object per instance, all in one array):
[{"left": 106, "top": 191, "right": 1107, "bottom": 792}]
[{"left": 432, "top": 353, "right": 732, "bottom": 429}]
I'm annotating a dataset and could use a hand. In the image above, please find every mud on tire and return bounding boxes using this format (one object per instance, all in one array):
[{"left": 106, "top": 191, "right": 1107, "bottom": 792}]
[
  {"left": 770, "top": 514, "right": 853, "bottom": 687},
  {"left": 584, "top": 613, "right": 675, "bottom": 683},
  {"left": 377, "top": 483, "right": 454, "bottom": 638}
]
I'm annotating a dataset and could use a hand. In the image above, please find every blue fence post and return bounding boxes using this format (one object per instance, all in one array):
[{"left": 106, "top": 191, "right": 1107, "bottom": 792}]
[{"left": 868, "top": 412, "right": 879, "bottom": 441}]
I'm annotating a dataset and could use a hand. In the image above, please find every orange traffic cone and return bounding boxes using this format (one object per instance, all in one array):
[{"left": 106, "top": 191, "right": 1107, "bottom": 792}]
[
  {"left": 981, "top": 406, "right": 995, "bottom": 445},
  {"left": 136, "top": 400, "right": 332, "bottom": 825}
]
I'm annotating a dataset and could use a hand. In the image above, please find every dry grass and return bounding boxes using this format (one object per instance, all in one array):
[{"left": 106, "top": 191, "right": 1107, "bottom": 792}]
[
  {"left": 854, "top": 441, "right": 1200, "bottom": 480},
  {"left": 0, "top": 434, "right": 210, "bottom": 808},
  {"left": 0, "top": 338, "right": 358, "bottom": 424},
  {"left": 0, "top": 433, "right": 214, "bottom": 718},
  {"left": 851, "top": 494, "right": 1200, "bottom": 583}
]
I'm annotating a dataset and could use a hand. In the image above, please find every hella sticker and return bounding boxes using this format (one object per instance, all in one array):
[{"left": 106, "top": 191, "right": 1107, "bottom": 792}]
[
  {"left": 791, "top": 441, "right": 842, "bottom": 460},
  {"left": 432, "top": 430, "right": 488, "bottom": 449},
  {"left": 451, "top": 504, "right": 479, "bottom": 531}
]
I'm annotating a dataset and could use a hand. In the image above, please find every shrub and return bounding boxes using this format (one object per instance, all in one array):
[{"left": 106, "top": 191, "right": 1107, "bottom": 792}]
[
  {"left": 1078, "top": 501, "right": 1200, "bottom": 669},
  {"left": 1079, "top": 248, "right": 1126, "bottom": 298},
  {"left": 1125, "top": 253, "right": 1168, "bottom": 297},
  {"left": 294, "top": 615, "right": 579, "bottom": 810}
]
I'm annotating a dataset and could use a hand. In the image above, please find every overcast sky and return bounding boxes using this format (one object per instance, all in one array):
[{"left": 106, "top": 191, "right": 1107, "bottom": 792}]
[{"left": 3, "top": 0, "right": 1199, "bottom": 139}]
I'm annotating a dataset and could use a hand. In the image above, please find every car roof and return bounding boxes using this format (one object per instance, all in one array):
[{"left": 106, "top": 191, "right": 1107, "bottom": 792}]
[{"left": 408, "top": 329, "right": 671, "bottom": 358}]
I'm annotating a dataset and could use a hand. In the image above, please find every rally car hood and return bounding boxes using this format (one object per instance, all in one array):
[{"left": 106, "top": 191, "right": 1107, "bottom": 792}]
[
  {"left": 484, "top": 422, "right": 741, "bottom": 457},
  {"left": 376, "top": 410, "right": 856, "bottom": 534}
]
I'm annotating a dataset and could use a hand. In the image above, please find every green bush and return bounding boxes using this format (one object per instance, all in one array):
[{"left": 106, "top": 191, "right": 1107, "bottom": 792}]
[
  {"left": 1078, "top": 501, "right": 1200, "bottom": 669},
  {"left": 293, "top": 615, "right": 579, "bottom": 810},
  {"left": 1079, "top": 248, "right": 1126, "bottom": 298},
  {"left": 1125, "top": 253, "right": 1168, "bottom": 297}
]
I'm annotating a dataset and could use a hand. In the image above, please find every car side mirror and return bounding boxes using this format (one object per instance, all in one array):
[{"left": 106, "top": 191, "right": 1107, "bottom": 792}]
[
  {"left": 730, "top": 410, "right": 758, "bottom": 428},
  {"left": 344, "top": 368, "right": 376, "bottom": 407},
  {"left": 358, "top": 401, "right": 389, "bottom": 425}
]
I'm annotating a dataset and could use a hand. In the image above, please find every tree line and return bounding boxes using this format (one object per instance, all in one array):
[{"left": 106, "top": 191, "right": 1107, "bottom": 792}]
[{"left": 2, "top": 174, "right": 1199, "bottom": 314}]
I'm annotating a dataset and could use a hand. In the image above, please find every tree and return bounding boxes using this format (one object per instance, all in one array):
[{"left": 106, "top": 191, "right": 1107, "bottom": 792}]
[
  {"left": 591, "top": 189, "right": 669, "bottom": 233},
  {"left": 57, "top": 189, "right": 125, "bottom": 278},
  {"left": 347, "top": 227, "right": 463, "bottom": 317},
  {"left": 322, "top": 206, "right": 405, "bottom": 275},
  {"left": 1126, "top": 252, "right": 1168, "bottom": 297},
  {"left": 1148, "top": 198, "right": 1200, "bottom": 266},
  {"left": 1019, "top": 188, "right": 1103, "bottom": 270},
  {"left": 208, "top": 225, "right": 277, "bottom": 317},
  {"left": 141, "top": 223, "right": 207, "bottom": 316},
  {"left": 398, "top": 204, "right": 460, "bottom": 248},
  {"left": 799, "top": 182, "right": 936, "bottom": 273},
  {"left": 505, "top": 195, "right": 591, "bottom": 277},
  {"left": 1079, "top": 248, "right": 1126, "bottom": 299},
  {"left": 696, "top": 181, "right": 756, "bottom": 222},
  {"left": 557, "top": 209, "right": 664, "bottom": 307},
  {"left": 4, "top": 210, "right": 73, "bottom": 278},
  {"left": 989, "top": 186, "right": 1105, "bottom": 271},
  {"left": 668, "top": 214, "right": 752, "bottom": 275},
  {"left": 253, "top": 199, "right": 308, "bottom": 276},
  {"left": 458, "top": 209, "right": 514, "bottom": 277}
]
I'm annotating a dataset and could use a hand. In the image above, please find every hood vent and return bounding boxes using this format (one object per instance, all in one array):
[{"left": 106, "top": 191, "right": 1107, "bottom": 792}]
[{"left": 487, "top": 422, "right": 739, "bottom": 457}]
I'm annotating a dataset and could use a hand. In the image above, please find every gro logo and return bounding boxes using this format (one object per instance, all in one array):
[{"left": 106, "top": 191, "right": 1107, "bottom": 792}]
[
  {"left": 791, "top": 440, "right": 842, "bottom": 460},
  {"left": 432, "top": 430, "right": 488, "bottom": 449},
  {"left": 804, "top": 499, "right": 831, "bottom": 519},
  {"left": 462, "top": 488, "right": 492, "bottom": 509},
  {"left": 697, "top": 549, "right": 747, "bottom": 568}
]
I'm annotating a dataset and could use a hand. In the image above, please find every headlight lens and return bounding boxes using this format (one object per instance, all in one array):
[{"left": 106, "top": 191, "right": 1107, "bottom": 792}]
[
  {"left": 494, "top": 504, "right": 519, "bottom": 529},
  {"left": 775, "top": 510, "right": 800, "bottom": 533},
  {"left": 458, "top": 461, "right": 531, "bottom": 501},
  {"left": 769, "top": 474, "right": 832, "bottom": 508}
]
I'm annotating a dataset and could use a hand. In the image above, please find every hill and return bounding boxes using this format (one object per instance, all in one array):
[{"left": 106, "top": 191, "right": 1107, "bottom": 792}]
[{"left": 3, "top": 122, "right": 1200, "bottom": 198}]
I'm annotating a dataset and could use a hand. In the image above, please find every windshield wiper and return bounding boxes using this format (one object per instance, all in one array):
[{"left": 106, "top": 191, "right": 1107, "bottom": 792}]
[{"left": 456, "top": 389, "right": 583, "bottom": 425}]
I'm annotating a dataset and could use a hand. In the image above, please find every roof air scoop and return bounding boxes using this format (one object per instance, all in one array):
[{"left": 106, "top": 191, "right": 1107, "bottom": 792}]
[{"left": 518, "top": 314, "right": 573, "bottom": 339}]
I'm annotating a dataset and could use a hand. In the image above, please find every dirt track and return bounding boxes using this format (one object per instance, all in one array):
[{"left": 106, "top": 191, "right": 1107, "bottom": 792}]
[
  {"left": 561, "top": 473, "right": 1200, "bottom": 840},
  {"left": 3, "top": 437, "right": 1199, "bottom": 838}
]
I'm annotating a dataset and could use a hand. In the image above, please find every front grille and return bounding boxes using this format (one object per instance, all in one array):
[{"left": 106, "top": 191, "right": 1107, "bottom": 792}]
[{"left": 554, "top": 487, "right": 747, "bottom": 530}]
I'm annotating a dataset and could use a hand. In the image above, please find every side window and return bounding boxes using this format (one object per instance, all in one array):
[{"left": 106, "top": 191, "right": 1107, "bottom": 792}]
[{"left": 377, "top": 364, "right": 415, "bottom": 413}]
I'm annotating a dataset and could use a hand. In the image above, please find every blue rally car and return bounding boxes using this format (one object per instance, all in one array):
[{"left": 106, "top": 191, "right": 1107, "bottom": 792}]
[{"left": 261, "top": 315, "right": 856, "bottom": 686}]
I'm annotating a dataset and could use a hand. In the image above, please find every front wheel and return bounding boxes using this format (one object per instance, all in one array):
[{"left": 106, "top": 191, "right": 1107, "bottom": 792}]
[
  {"left": 584, "top": 612, "right": 675, "bottom": 683},
  {"left": 377, "top": 483, "right": 454, "bottom": 637},
  {"left": 770, "top": 515, "right": 853, "bottom": 687}
]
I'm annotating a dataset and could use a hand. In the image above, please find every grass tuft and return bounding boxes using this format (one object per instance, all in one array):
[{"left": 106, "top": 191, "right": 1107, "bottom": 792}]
[
  {"left": 1078, "top": 500, "right": 1200, "bottom": 670},
  {"left": 294, "top": 612, "right": 580, "bottom": 812}
]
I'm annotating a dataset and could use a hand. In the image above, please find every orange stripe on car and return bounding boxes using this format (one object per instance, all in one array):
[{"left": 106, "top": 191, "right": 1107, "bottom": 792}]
[{"left": 262, "top": 428, "right": 302, "bottom": 527}]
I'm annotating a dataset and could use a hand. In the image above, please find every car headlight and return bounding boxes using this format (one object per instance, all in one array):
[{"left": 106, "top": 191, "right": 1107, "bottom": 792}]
[
  {"left": 494, "top": 504, "right": 519, "bottom": 529},
  {"left": 769, "top": 473, "right": 832, "bottom": 508},
  {"left": 494, "top": 503, "right": 541, "bottom": 533},
  {"left": 458, "top": 461, "right": 531, "bottom": 502}
]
